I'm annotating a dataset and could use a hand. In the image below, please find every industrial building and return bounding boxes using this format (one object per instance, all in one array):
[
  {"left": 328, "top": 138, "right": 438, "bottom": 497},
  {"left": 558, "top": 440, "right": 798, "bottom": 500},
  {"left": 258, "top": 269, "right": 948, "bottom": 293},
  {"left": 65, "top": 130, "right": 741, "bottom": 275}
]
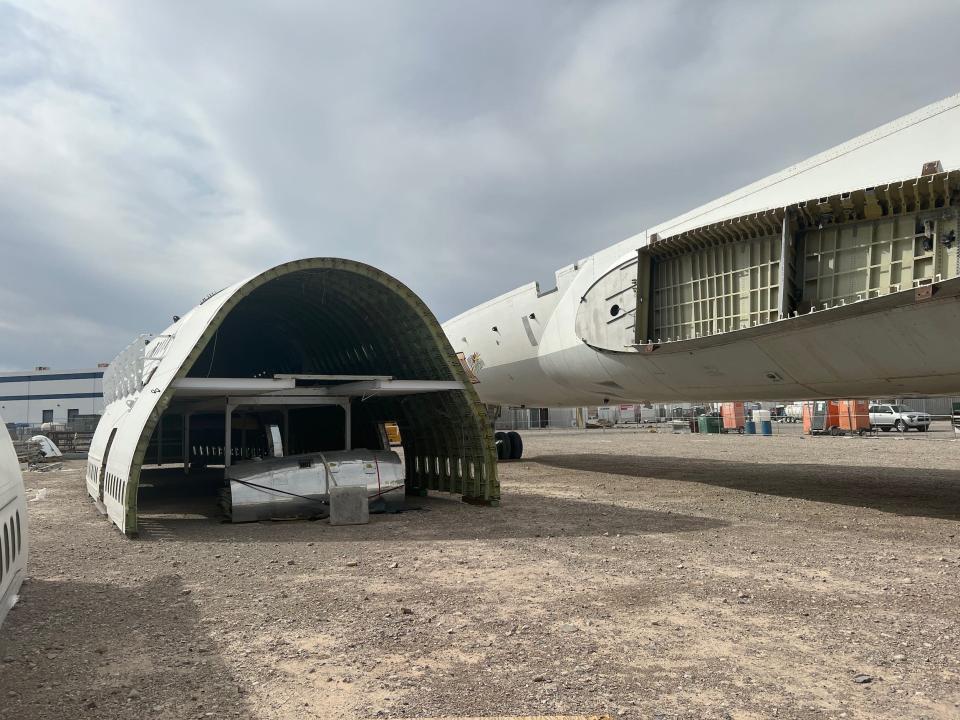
[{"left": 0, "top": 366, "right": 107, "bottom": 425}]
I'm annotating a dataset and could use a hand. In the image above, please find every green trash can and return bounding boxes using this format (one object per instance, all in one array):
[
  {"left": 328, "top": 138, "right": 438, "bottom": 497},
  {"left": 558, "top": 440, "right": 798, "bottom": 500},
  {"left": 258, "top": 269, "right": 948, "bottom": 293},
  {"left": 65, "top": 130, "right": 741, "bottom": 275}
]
[{"left": 697, "top": 415, "right": 723, "bottom": 434}]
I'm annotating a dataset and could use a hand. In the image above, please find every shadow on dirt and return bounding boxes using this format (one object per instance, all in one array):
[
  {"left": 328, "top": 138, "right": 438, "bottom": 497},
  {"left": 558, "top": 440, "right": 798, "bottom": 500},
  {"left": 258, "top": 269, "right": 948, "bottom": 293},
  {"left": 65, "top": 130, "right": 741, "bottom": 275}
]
[
  {"left": 534, "top": 453, "right": 960, "bottom": 521},
  {"left": 134, "top": 467, "right": 728, "bottom": 543},
  {"left": 0, "top": 576, "right": 250, "bottom": 719}
]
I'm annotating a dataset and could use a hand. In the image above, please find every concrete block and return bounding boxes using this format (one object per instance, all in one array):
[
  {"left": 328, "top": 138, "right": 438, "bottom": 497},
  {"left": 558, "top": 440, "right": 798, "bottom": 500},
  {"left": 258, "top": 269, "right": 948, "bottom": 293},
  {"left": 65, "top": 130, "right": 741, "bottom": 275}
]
[{"left": 329, "top": 485, "right": 369, "bottom": 526}]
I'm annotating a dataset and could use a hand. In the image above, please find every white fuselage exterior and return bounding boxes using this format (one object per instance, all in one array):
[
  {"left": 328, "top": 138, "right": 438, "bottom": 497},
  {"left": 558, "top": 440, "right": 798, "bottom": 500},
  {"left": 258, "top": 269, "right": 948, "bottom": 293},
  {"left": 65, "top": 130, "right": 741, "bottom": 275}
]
[
  {"left": 0, "top": 417, "right": 28, "bottom": 628},
  {"left": 443, "top": 94, "right": 960, "bottom": 406}
]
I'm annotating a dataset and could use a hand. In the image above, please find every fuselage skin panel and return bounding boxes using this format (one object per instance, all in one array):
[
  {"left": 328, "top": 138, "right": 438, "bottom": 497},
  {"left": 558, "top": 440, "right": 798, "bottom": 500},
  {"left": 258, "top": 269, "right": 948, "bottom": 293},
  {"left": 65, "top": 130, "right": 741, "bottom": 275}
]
[{"left": 443, "top": 94, "right": 960, "bottom": 405}]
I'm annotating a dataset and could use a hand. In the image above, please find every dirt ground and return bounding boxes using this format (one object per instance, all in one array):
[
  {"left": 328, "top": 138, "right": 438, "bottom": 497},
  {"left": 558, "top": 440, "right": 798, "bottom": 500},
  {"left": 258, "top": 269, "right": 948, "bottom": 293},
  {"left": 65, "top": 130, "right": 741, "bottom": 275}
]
[{"left": 1, "top": 429, "right": 959, "bottom": 720}]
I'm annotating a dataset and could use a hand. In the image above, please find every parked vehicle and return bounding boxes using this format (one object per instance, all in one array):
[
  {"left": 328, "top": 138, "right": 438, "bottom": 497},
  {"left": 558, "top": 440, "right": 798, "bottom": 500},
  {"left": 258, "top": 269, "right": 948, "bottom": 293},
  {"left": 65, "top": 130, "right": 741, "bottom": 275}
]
[
  {"left": 784, "top": 403, "right": 803, "bottom": 423},
  {"left": 868, "top": 404, "right": 931, "bottom": 432}
]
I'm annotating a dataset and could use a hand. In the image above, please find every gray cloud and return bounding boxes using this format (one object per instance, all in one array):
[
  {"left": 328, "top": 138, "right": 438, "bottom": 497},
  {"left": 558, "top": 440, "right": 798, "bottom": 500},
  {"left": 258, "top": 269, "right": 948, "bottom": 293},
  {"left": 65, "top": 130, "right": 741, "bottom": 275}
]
[{"left": 1, "top": 0, "right": 959, "bottom": 369}]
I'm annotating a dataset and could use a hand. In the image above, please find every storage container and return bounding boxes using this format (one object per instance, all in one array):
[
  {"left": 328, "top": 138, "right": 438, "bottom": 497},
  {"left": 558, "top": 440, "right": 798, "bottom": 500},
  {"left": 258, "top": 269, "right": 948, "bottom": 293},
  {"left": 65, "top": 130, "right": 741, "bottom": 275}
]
[
  {"left": 838, "top": 400, "right": 870, "bottom": 434},
  {"left": 721, "top": 402, "right": 746, "bottom": 433},
  {"left": 697, "top": 415, "right": 723, "bottom": 434},
  {"left": 802, "top": 400, "right": 841, "bottom": 435}
]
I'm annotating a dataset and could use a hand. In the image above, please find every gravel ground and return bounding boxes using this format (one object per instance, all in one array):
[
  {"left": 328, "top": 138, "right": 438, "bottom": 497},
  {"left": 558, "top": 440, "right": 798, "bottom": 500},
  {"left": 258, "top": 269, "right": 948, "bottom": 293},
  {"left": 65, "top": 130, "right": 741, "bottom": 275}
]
[{"left": 1, "top": 429, "right": 959, "bottom": 719}]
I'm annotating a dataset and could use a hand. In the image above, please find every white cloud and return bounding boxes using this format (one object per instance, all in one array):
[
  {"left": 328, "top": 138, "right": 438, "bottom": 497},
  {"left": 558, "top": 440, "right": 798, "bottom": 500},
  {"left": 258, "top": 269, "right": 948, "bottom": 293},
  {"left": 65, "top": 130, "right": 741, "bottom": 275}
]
[{"left": 1, "top": 0, "right": 959, "bottom": 369}]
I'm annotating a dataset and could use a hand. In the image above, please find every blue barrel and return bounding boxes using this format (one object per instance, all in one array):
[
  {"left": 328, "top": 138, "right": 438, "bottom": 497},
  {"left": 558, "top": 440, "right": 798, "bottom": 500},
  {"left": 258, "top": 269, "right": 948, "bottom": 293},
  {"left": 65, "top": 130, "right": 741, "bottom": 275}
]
[
  {"left": 744, "top": 420, "right": 756, "bottom": 434},
  {"left": 760, "top": 420, "right": 773, "bottom": 436}
]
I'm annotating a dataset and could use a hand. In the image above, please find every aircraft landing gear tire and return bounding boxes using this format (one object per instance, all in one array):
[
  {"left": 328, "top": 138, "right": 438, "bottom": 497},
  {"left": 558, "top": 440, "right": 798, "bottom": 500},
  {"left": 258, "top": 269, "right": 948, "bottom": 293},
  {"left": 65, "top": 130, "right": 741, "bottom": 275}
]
[
  {"left": 507, "top": 431, "right": 523, "bottom": 460},
  {"left": 495, "top": 431, "right": 512, "bottom": 461}
]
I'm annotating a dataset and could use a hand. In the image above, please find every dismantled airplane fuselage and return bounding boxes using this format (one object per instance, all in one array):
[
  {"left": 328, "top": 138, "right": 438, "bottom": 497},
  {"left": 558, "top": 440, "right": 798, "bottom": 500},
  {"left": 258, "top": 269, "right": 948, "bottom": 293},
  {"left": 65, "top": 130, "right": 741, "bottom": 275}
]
[
  {"left": 0, "top": 418, "right": 28, "bottom": 629},
  {"left": 444, "top": 94, "right": 960, "bottom": 406}
]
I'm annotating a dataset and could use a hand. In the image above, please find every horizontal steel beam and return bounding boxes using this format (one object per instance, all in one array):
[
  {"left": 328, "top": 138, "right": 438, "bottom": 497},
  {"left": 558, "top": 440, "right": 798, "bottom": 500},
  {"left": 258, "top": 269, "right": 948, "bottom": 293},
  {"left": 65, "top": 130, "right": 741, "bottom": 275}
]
[
  {"left": 330, "top": 379, "right": 465, "bottom": 395},
  {"left": 226, "top": 396, "right": 349, "bottom": 406},
  {"left": 171, "top": 377, "right": 296, "bottom": 396},
  {"left": 274, "top": 373, "right": 393, "bottom": 381}
]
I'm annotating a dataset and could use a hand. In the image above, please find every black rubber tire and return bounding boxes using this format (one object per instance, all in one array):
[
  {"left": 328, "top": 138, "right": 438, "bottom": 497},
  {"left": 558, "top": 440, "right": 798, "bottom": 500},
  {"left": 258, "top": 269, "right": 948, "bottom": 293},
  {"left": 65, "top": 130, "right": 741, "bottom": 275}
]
[
  {"left": 507, "top": 431, "right": 523, "bottom": 460},
  {"left": 495, "top": 431, "right": 512, "bottom": 461},
  {"left": 829, "top": 426, "right": 839, "bottom": 436},
  {"left": 881, "top": 426, "right": 891, "bottom": 432},
  {"left": 918, "top": 425, "right": 928, "bottom": 432},
  {"left": 894, "top": 420, "right": 904, "bottom": 432}
]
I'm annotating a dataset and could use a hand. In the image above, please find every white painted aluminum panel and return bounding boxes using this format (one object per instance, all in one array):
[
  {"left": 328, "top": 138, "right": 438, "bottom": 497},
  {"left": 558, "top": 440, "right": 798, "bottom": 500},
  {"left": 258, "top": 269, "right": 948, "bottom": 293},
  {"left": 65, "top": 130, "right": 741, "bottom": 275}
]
[
  {"left": 227, "top": 449, "right": 403, "bottom": 522},
  {"left": 0, "top": 417, "right": 28, "bottom": 629},
  {"left": 444, "top": 93, "right": 960, "bottom": 407}
]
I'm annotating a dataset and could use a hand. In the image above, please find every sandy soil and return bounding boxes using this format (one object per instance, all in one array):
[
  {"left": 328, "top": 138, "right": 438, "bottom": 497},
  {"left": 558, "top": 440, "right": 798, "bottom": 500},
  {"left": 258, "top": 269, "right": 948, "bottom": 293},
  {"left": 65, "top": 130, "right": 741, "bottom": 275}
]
[{"left": 1, "top": 429, "right": 959, "bottom": 719}]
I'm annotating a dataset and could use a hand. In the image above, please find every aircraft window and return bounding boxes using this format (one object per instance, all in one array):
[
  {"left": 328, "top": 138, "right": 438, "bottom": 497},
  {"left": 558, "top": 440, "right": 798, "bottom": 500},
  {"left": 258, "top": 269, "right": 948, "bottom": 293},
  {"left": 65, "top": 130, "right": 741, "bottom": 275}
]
[
  {"left": 15, "top": 512, "right": 21, "bottom": 554},
  {"left": 3, "top": 523, "right": 8, "bottom": 572}
]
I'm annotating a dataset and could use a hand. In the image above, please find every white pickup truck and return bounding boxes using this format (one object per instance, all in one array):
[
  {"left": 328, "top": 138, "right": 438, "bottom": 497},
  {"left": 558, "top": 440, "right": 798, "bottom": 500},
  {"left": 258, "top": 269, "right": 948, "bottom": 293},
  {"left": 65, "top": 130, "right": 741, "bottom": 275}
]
[{"left": 868, "top": 404, "right": 931, "bottom": 432}]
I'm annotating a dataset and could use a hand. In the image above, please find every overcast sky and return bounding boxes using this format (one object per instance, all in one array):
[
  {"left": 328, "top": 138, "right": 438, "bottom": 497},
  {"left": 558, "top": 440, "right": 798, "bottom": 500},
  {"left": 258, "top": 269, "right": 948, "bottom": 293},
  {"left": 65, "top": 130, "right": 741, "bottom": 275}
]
[{"left": 1, "top": 1, "right": 959, "bottom": 370}]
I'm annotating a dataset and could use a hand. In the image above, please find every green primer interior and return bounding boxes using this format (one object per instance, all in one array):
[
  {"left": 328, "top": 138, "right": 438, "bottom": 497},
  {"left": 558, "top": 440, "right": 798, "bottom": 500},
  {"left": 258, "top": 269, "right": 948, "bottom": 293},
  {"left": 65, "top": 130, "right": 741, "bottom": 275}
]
[{"left": 127, "top": 259, "right": 498, "bottom": 533}]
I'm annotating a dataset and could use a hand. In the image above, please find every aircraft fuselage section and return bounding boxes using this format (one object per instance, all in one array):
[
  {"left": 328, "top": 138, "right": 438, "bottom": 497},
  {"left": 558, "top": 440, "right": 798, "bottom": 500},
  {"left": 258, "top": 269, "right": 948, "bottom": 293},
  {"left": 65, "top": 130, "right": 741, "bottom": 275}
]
[{"left": 443, "top": 94, "right": 960, "bottom": 407}]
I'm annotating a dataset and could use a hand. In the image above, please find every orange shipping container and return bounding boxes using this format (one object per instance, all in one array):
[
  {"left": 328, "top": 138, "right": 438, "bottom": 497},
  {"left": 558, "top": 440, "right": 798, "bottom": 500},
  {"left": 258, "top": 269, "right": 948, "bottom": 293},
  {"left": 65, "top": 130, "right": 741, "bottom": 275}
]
[
  {"left": 838, "top": 399, "right": 870, "bottom": 433},
  {"left": 721, "top": 402, "right": 746, "bottom": 432},
  {"left": 802, "top": 402, "right": 813, "bottom": 434},
  {"left": 803, "top": 400, "right": 841, "bottom": 434}
]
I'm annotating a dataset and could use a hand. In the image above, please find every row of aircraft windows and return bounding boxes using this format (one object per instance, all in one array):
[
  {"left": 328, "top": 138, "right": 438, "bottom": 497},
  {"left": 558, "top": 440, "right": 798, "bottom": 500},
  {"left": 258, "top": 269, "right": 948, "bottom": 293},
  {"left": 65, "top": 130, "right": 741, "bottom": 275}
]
[
  {"left": 89, "top": 463, "right": 125, "bottom": 502},
  {"left": 106, "top": 471, "right": 125, "bottom": 501},
  {"left": 0, "top": 510, "right": 23, "bottom": 585}
]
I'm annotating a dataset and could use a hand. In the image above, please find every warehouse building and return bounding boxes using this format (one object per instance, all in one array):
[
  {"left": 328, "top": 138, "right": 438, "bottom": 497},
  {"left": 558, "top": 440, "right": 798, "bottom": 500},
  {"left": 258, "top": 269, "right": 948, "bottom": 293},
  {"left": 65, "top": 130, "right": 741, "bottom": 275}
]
[{"left": 0, "top": 366, "right": 107, "bottom": 425}]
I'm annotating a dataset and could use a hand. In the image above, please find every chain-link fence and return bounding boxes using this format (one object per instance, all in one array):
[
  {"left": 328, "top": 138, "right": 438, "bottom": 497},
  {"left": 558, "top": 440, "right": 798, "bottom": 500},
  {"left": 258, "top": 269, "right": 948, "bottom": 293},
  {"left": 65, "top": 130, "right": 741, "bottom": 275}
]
[
  {"left": 5, "top": 415, "right": 100, "bottom": 454},
  {"left": 493, "top": 398, "right": 960, "bottom": 440}
]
